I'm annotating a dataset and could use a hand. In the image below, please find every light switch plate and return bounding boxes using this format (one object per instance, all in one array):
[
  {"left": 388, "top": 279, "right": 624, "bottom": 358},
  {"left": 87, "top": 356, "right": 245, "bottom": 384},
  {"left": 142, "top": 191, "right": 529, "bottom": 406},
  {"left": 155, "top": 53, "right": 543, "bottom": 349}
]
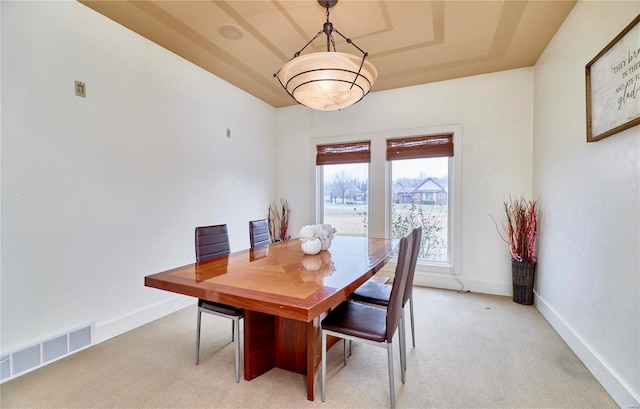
[{"left": 74, "top": 81, "right": 86, "bottom": 98}]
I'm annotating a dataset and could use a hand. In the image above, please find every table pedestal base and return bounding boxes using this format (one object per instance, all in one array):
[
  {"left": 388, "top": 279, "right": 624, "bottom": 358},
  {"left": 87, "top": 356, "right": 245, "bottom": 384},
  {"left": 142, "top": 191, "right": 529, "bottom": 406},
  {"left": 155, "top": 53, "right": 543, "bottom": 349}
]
[{"left": 244, "top": 310, "right": 336, "bottom": 401}]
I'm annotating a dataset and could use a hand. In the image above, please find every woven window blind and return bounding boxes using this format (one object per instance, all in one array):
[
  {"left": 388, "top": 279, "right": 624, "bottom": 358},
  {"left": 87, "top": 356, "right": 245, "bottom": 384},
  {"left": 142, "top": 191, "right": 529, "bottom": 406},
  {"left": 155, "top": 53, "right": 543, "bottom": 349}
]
[
  {"left": 386, "top": 134, "right": 453, "bottom": 160},
  {"left": 316, "top": 141, "right": 371, "bottom": 165}
]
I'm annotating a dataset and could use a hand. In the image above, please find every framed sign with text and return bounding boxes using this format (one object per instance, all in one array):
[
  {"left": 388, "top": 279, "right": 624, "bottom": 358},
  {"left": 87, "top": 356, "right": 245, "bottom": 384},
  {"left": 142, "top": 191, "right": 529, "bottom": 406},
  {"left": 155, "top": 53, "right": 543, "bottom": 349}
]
[{"left": 586, "top": 14, "right": 640, "bottom": 142}]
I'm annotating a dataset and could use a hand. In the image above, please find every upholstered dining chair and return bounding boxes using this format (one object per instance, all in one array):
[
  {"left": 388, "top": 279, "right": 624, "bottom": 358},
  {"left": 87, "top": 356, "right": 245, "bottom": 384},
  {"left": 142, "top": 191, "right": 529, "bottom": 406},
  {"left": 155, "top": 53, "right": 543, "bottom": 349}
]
[
  {"left": 194, "top": 224, "right": 244, "bottom": 383},
  {"left": 321, "top": 231, "right": 413, "bottom": 409},
  {"left": 249, "top": 219, "right": 271, "bottom": 248},
  {"left": 349, "top": 226, "right": 422, "bottom": 371}
]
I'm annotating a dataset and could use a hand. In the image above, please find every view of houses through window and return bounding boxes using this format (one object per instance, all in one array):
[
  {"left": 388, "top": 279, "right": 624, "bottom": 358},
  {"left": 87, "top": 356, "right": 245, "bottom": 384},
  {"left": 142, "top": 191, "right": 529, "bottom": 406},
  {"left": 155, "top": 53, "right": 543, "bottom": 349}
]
[
  {"left": 391, "top": 157, "right": 449, "bottom": 263},
  {"left": 321, "top": 157, "right": 449, "bottom": 263}
]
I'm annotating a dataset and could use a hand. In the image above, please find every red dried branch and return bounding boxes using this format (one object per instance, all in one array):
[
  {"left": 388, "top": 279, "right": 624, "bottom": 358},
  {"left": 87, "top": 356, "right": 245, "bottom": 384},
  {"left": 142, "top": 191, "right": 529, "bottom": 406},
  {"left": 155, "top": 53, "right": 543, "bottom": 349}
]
[{"left": 492, "top": 195, "right": 539, "bottom": 263}]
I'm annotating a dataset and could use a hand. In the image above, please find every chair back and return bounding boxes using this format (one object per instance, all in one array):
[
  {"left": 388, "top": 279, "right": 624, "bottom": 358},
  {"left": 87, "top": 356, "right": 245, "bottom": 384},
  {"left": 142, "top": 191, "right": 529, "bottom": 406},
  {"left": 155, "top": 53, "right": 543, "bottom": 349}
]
[
  {"left": 195, "top": 224, "right": 230, "bottom": 261},
  {"left": 385, "top": 232, "right": 413, "bottom": 342},
  {"left": 249, "top": 219, "right": 271, "bottom": 248},
  {"left": 403, "top": 226, "right": 422, "bottom": 306}
]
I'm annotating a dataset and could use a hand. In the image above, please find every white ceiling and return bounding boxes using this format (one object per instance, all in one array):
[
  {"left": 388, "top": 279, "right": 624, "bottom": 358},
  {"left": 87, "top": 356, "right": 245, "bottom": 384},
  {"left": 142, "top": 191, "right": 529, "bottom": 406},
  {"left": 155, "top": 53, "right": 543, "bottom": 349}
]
[{"left": 79, "top": 0, "right": 577, "bottom": 108}]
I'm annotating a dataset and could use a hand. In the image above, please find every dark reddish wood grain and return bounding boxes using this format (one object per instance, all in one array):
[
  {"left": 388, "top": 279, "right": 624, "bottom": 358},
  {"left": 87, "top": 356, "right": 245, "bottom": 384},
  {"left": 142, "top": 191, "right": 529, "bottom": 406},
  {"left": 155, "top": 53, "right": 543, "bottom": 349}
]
[{"left": 144, "top": 236, "right": 396, "bottom": 401}]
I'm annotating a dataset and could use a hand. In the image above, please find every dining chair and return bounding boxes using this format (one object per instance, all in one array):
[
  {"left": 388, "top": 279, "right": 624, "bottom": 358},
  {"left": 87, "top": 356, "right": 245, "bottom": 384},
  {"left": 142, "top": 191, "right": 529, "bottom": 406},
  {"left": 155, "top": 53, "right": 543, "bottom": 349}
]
[
  {"left": 249, "top": 219, "right": 271, "bottom": 248},
  {"left": 349, "top": 226, "right": 422, "bottom": 371},
  {"left": 194, "top": 224, "right": 244, "bottom": 383},
  {"left": 321, "top": 231, "right": 413, "bottom": 409}
]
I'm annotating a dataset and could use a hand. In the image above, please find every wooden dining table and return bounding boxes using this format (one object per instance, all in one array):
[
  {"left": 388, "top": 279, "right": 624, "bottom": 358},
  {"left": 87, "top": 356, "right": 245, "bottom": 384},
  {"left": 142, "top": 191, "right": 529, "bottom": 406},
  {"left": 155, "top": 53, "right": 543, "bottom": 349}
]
[{"left": 144, "top": 235, "right": 397, "bottom": 401}]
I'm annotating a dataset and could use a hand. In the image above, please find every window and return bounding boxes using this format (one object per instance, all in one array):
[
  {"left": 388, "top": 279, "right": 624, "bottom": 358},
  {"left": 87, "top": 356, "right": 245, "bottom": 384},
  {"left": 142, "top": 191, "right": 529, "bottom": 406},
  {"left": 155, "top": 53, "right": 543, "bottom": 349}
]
[
  {"left": 388, "top": 134, "right": 453, "bottom": 264},
  {"left": 314, "top": 126, "right": 461, "bottom": 275},
  {"left": 317, "top": 141, "right": 370, "bottom": 237}
]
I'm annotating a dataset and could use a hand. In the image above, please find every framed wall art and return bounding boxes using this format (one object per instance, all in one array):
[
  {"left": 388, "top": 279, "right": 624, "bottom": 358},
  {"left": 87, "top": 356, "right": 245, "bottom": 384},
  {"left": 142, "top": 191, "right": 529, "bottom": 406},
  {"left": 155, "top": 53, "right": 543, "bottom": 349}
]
[{"left": 586, "top": 14, "right": 640, "bottom": 142}]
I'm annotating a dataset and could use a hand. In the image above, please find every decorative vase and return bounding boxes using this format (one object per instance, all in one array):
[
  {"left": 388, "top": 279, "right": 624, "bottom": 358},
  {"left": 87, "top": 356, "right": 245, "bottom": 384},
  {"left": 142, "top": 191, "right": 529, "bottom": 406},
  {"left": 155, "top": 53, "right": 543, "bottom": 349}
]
[
  {"left": 320, "top": 237, "right": 332, "bottom": 251},
  {"left": 301, "top": 238, "right": 322, "bottom": 255},
  {"left": 512, "top": 261, "right": 536, "bottom": 305}
]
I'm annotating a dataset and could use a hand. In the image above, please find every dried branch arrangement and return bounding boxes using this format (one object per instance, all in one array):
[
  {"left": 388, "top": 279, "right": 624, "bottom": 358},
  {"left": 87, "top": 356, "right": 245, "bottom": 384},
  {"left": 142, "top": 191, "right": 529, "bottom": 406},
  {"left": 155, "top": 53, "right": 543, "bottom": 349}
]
[
  {"left": 492, "top": 195, "right": 538, "bottom": 263},
  {"left": 268, "top": 198, "right": 291, "bottom": 242}
]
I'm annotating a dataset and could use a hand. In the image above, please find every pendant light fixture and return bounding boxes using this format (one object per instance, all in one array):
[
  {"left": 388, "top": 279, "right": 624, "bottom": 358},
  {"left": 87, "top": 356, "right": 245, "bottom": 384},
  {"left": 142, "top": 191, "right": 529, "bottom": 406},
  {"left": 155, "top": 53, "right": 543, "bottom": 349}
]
[{"left": 274, "top": 0, "right": 377, "bottom": 111}]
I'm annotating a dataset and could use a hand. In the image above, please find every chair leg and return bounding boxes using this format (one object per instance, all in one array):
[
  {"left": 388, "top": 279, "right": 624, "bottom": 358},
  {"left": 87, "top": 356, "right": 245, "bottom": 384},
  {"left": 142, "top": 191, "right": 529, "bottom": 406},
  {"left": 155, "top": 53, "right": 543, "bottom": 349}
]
[
  {"left": 231, "top": 320, "right": 235, "bottom": 342},
  {"left": 409, "top": 295, "right": 416, "bottom": 347},
  {"left": 321, "top": 331, "right": 327, "bottom": 402},
  {"left": 387, "top": 342, "right": 396, "bottom": 409},
  {"left": 234, "top": 317, "right": 240, "bottom": 383},
  {"left": 195, "top": 309, "right": 202, "bottom": 365},
  {"left": 399, "top": 309, "right": 407, "bottom": 375},
  {"left": 343, "top": 339, "right": 348, "bottom": 366}
]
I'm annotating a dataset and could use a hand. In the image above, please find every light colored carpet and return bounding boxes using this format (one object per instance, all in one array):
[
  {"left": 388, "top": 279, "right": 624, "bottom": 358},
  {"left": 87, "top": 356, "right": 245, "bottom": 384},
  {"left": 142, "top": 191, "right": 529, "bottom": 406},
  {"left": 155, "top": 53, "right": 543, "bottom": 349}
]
[{"left": 0, "top": 287, "right": 617, "bottom": 408}]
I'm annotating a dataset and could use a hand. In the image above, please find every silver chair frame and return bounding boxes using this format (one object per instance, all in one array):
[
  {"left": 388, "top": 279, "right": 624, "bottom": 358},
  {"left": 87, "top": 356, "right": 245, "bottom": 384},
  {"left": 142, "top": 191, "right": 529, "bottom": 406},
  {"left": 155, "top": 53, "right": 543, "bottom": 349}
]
[
  {"left": 196, "top": 306, "right": 241, "bottom": 383},
  {"left": 321, "top": 328, "right": 404, "bottom": 409}
]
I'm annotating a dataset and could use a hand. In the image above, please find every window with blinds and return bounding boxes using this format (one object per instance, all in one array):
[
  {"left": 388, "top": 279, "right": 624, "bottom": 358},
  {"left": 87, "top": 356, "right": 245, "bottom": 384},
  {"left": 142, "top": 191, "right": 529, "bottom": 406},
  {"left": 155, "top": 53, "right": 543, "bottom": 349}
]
[
  {"left": 388, "top": 134, "right": 453, "bottom": 262},
  {"left": 317, "top": 141, "right": 370, "bottom": 237}
]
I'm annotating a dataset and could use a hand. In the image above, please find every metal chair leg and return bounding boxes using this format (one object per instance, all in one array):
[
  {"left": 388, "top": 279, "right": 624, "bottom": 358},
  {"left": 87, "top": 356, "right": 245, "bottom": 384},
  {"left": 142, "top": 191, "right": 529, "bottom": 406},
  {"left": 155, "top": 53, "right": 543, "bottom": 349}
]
[
  {"left": 321, "top": 331, "right": 327, "bottom": 402},
  {"left": 343, "top": 339, "right": 348, "bottom": 365},
  {"left": 387, "top": 342, "right": 396, "bottom": 409},
  {"left": 409, "top": 295, "right": 416, "bottom": 347},
  {"left": 231, "top": 320, "right": 235, "bottom": 342},
  {"left": 195, "top": 309, "right": 202, "bottom": 365},
  {"left": 234, "top": 317, "right": 240, "bottom": 382},
  {"left": 398, "top": 311, "right": 407, "bottom": 384},
  {"left": 399, "top": 309, "right": 407, "bottom": 375}
]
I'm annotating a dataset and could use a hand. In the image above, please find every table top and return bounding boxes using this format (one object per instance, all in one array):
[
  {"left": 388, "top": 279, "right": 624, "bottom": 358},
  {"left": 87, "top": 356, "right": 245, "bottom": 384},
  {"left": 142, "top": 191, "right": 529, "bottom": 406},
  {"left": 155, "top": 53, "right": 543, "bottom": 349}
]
[{"left": 145, "top": 236, "right": 397, "bottom": 322}]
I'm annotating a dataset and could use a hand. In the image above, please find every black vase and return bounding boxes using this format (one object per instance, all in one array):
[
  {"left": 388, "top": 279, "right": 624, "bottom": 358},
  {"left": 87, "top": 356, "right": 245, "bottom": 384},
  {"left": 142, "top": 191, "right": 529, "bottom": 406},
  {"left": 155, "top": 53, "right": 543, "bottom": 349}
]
[{"left": 511, "top": 261, "right": 536, "bottom": 305}]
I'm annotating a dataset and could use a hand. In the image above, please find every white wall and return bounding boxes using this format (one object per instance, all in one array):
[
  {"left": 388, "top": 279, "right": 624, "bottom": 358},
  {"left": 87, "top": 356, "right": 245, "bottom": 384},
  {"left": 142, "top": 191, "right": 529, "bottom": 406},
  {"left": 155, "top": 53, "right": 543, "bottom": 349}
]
[
  {"left": 533, "top": 1, "right": 640, "bottom": 407},
  {"left": 3, "top": 1, "right": 637, "bottom": 406},
  {"left": 276, "top": 68, "right": 534, "bottom": 296},
  {"left": 1, "top": 1, "right": 277, "bottom": 352}
]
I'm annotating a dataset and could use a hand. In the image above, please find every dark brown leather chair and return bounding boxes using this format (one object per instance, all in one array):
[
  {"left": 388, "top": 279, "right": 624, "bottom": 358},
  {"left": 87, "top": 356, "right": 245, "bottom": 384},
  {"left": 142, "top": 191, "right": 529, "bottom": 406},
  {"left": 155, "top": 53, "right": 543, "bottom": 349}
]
[
  {"left": 249, "top": 219, "right": 271, "bottom": 248},
  {"left": 320, "top": 231, "right": 414, "bottom": 409},
  {"left": 349, "top": 226, "right": 422, "bottom": 371},
  {"left": 195, "top": 224, "right": 244, "bottom": 382}
]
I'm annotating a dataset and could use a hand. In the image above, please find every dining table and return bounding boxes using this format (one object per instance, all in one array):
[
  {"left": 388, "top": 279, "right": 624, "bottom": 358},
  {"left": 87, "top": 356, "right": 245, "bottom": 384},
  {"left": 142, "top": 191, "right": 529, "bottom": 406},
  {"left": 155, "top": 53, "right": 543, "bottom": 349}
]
[{"left": 144, "top": 235, "right": 397, "bottom": 401}]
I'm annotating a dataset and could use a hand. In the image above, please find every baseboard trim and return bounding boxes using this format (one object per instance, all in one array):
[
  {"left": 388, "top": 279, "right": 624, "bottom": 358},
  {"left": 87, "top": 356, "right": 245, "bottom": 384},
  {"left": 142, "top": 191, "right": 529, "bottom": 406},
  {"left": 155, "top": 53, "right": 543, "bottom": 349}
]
[
  {"left": 377, "top": 265, "right": 513, "bottom": 296},
  {"left": 413, "top": 272, "right": 512, "bottom": 296},
  {"left": 535, "top": 292, "right": 639, "bottom": 409},
  {"left": 94, "top": 295, "right": 194, "bottom": 344}
]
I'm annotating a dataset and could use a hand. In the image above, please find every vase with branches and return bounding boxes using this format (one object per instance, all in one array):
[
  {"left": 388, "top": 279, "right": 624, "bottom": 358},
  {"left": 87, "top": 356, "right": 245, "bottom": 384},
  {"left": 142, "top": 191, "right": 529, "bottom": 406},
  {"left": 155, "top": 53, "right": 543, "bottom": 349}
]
[
  {"left": 492, "top": 195, "right": 539, "bottom": 305},
  {"left": 268, "top": 198, "right": 291, "bottom": 242},
  {"left": 493, "top": 195, "right": 538, "bottom": 263}
]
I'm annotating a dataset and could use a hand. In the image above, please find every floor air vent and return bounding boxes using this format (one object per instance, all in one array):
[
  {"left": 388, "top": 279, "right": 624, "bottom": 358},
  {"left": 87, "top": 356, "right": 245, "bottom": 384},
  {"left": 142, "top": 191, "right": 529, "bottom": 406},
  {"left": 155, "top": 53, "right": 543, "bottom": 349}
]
[{"left": 1, "top": 322, "right": 93, "bottom": 383}]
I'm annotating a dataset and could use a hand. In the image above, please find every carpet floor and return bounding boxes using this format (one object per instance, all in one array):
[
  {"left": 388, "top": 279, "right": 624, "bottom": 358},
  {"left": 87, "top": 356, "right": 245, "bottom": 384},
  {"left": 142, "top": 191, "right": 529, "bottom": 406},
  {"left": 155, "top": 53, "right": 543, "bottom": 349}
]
[{"left": 0, "top": 286, "right": 617, "bottom": 408}]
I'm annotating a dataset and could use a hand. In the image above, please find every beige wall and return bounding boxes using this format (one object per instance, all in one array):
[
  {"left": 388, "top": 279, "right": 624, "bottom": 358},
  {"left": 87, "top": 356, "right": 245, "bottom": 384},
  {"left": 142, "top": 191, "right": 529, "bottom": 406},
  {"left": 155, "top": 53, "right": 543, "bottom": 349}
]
[{"left": 533, "top": 1, "right": 640, "bottom": 406}]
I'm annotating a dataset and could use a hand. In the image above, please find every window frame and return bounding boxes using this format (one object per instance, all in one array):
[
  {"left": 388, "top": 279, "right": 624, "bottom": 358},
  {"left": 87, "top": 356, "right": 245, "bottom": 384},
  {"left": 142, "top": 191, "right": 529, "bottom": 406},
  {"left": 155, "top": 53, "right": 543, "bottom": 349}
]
[{"left": 312, "top": 125, "right": 462, "bottom": 277}]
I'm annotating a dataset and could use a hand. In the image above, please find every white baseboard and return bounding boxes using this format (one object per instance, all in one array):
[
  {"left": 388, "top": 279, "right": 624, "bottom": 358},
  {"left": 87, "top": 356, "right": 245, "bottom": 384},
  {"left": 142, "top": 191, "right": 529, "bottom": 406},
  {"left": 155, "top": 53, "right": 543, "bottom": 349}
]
[
  {"left": 94, "top": 295, "right": 194, "bottom": 345},
  {"left": 535, "top": 292, "right": 639, "bottom": 409},
  {"left": 411, "top": 272, "right": 512, "bottom": 296},
  {"left": 377, "top": 265, "right": 513, "bottom": 296}
]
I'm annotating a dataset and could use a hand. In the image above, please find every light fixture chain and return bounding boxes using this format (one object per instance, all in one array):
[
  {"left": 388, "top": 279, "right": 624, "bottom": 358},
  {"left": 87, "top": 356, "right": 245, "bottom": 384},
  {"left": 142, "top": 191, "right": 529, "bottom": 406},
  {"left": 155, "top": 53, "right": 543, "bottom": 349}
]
[{"left": 331, "top": 27, "right": 367, "bottom": 56}]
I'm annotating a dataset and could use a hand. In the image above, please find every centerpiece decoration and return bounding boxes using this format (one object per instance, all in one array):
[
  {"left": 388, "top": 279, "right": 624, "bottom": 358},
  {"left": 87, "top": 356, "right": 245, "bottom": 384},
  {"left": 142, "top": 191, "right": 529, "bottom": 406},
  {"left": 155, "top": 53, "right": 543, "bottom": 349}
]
[{"left": 298, "top": 223, "right": 337, "bottom": 255}]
